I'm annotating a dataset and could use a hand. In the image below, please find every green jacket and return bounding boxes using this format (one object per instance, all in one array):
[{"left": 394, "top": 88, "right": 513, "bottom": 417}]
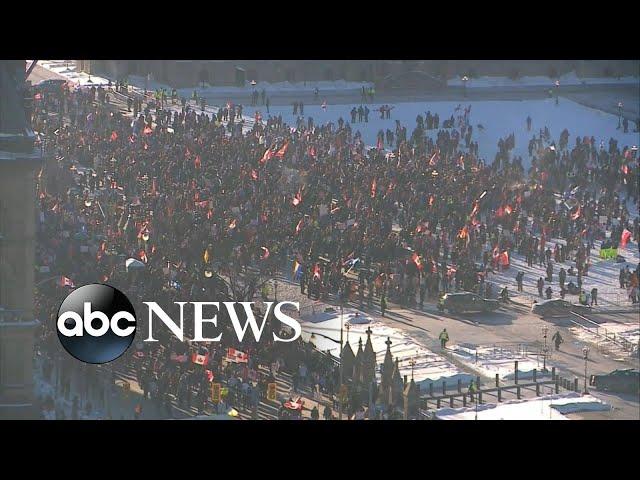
[{"left": 439, "top": 331, "right": 449, "bottom": 342}]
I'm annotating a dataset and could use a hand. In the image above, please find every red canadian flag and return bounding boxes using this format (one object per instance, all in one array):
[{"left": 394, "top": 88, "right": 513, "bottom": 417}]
[
  {"left": 192, "top": 352, "right": 210, "bottom": 366},
  {"left": 571, "top": 206, "right": 581, "bottom": 220},
  {"left": 170, "top": 353, "right": 188, "bottom": 363},
  {"left": 260, "top": 147, "right": 274, "bottom": 164},
  {"left": 313, "top": 263, "right": 322, "bottom": 280},
  {"left": 620, "top": 229, "right": 632, "bottom": 248},
  {"left": 110, "top": 131, "right": 118, "bottom": 142},
  {"left": 411, "top": 252, "right": 424, "bottom": 271},
  {"left": 274, "top": 141, "right": 289, "bottom": 158},
  {"left": 226, "top": 348, "right": 248, "bottom": 363},
  {"left": 58, "top": 276, "right": 75, "bottom": 288},
  {"left": 292, "top": 188, "right": 303, "bottom": 206}
]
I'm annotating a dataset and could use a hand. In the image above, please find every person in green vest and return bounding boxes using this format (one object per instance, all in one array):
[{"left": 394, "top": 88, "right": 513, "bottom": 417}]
[
  {"left": 439, "top": 328, "right": 449, "bottom": 349},
  {"left": 579, "top": 290, "right": 587, "bottom": 305},
  {"left": 468, "top": 380, "right": 477, "bottom": 403},
  {"left": 380, "top": 295, "right": 387, "bottom": 317}
]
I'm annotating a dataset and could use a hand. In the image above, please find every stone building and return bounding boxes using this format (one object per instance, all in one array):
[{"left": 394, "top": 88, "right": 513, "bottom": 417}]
[{"left": 0, "top": 60, "right": 42, "bottom": 419}]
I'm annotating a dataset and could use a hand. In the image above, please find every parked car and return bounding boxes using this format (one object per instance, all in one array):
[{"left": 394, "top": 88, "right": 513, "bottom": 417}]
[
  {"left": 590, "top": 369, "right": 640, "bottom": 394},
  {"left": 531, "top": 299, "right": 591, "bottom": 318},
  {"left": 440, "top": 292, "right": 500, "bottom": 314}
]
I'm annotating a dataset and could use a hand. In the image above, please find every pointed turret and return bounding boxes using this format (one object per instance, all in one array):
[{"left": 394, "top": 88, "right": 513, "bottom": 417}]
[
  {"left": 362, "top": 327, "right": 377, "bottom": 386},
  {"left": 341, "top": 340, "right": 355, "bottom": 381},
  {"left": 353, "top": 337, "right": 364, "bottom": 384}
]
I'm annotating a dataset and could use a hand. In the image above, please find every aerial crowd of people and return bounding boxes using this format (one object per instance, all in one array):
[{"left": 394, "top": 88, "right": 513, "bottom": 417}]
[{"left": 29, "top": 78, "right": 639, "bottom": 419}]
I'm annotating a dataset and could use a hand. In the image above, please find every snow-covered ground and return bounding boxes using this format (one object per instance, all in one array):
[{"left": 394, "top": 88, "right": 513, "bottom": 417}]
[
  {"left": 488, "top": 238, "right": 639, "bottom": 308},
  {"left": 300, "top": 307, "right": 474, "bottom": 389},
  {"left": 241, "top": 98, "right": 639, "bottom": 169},
  {"left": 37, "top": 61, "right": 639, "bottom": 171},
  {"left": 448, "top": 343, "right": 552, "bottom": 381},
  {"left": 433, "top": 392, "right": 611, "bottom": 420},
  {"left": 448, "top": 71, "right": 639, "bottom": 88},
  {"left": 570, "top": 322, "right": 639, "bottom": 358}
]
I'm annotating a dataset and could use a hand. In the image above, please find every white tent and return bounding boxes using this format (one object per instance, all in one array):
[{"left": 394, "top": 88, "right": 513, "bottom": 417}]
[{"left": 125, "top": 258, "right": 145, "bottom": 272}]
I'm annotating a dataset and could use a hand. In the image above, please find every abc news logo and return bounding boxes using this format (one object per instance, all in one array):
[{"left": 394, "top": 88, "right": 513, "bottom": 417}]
[
  {"left": 56, "top": 284, "right": 302, "bottom": 364},
  {"left": 57, "top": 284, "right": 137, "bottom": 364}
]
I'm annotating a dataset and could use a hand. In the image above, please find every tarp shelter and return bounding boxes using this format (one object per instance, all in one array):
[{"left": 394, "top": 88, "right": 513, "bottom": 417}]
[{"left": 125, "top": 258, "right": 145, "bottom": 272}]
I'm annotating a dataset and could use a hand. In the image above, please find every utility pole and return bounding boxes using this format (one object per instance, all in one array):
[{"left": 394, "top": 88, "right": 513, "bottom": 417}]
[{"left": 338, "top": 300, "right": 344, "bottom": 420}]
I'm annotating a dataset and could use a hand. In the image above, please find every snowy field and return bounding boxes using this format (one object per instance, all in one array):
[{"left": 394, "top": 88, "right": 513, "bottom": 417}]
[
  {"left": 448, "top": 71, "right": 638, "bottom": 88},
  {"left": 448, "top": 343, "right": 552, "bottom": 381},
  {"left": 37, "top": 61, "right": 639, "bottom": 172},
  {"left": 433, "top": 392, "right": 611, "bottom": 420},
  {"left": 488, "top": 239, "right": 640, "bottom": 308},
  {"left": 300, "top": 307, "right": 473, "bottom": 389},
  {"left": 241, "top": 98, "right": 640, "bottom": 169}
]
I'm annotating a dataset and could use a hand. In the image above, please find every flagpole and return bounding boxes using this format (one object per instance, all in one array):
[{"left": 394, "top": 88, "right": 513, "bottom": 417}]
[{"left": 339, "top": 301, "right": 343, "bottom": 421}]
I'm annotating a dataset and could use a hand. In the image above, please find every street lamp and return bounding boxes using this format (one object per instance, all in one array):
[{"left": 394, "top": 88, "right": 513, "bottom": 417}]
[
  {"left": 542, "top": 325, "right": 549, "bottom": 372},
  {"left": 582, "top": 346, "right": 589, "bottom": 394},
  {"left": 461, "top": 75, "right": 469, "bottom": 97},
  {"left": 339, "top": 299, "right": 344, "bottom": 420},
  {"left": 554, "top": 80, "right": 560, "bottom": 105}
]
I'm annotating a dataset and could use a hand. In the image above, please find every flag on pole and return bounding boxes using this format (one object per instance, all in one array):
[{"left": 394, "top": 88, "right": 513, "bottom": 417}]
[
  {"left": 192, "top": 352, "right": 210, "bottom": 366},
  {"left": 110, "top": 131, "right": 118, "bottom": 142},
  {"left": 571, "top": 206, "right": 581, "bottom": 220},
  {"left": 621, "top": 229, "right": 632, "bottom": 248},
  {"left": 226, "top": 348, "right": 248, "bottom": 363},
  {"left": 58, "top": 276, "right": 75, "bottom": 288},
  {"left": 411, "top": 252, "right": 424, "bottom": 271},
  {"left": 274, "top": 141, "right": 289, "bottom": 158},
  {"left": 292, "top": 188, "right": 303, "bottom": 206},
  {"left": 470, "top": 200, "right": 480, "bottom": 218},
  {"left": 170, "top": 353, "right": 188, "bottom": 363},
  {"left": 260, "top": 147, "right": 274, "bottom": 164}
]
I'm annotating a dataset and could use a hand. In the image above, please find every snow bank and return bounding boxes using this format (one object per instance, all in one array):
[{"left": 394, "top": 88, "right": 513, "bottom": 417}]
[
  {"left": 434, "top": 392, "right": 610, "bottom": 420},
  {"left": 448, "top": 343, "right": 551, "bottom": 380},
  {"left": 448, "top": 71, "right": 639, "bottom": 88}
]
